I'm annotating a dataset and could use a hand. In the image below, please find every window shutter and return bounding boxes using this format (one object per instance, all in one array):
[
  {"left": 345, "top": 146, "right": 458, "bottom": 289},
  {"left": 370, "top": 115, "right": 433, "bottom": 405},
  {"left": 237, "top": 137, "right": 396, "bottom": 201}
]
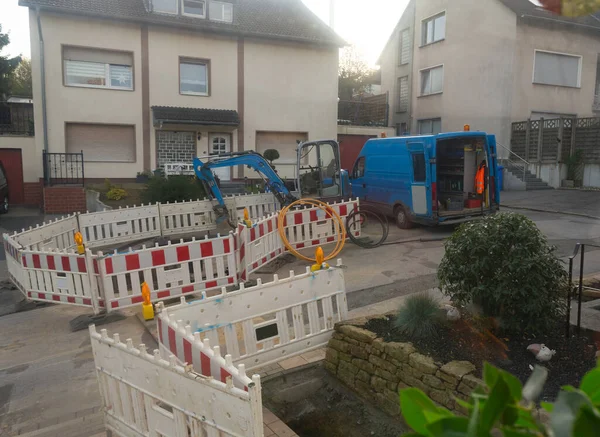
[{"left": 400, "top": 29, "right": 410, "bottom": 65}]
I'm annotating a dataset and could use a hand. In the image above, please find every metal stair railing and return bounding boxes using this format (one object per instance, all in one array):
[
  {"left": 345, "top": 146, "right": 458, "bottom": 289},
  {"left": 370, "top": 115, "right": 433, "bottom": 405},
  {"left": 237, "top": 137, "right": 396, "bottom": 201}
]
[
  {"left": 566, "top": 242, "right": 600, "bottom": 337},
  {"left": 497, "top": 142, "right": 530, "bottom": 184}
]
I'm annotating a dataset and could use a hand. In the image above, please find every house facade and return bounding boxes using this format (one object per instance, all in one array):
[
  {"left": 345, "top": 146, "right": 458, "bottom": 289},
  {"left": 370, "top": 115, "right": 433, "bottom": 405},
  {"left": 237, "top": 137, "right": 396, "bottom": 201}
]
[
  {"left": 19, "top": 0, "right": 343, "bottom": 183},
  {"left": 379, "top": 0, "right": 600, "bottom": 152}
]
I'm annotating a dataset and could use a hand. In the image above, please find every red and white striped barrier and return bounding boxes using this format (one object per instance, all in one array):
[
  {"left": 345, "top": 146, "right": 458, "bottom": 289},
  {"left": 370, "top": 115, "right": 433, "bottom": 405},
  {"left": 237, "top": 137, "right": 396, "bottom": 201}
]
[
  {"left": 90, "top": 325, "right": 263, "bottom": 437},
  {"left": 237, "top": 213, "right": 285, "bottom": 282},
  {"left": 98, "top": 233, "right": 237, "bottom": 311},
  {"left": 281, "top": 199, "right": 361, "bottom": 251},
  {"left": 13, "top": 215, "right": 79, "bottom": 251},
  {"left": 20, "top": 248, "right": 103, "bottom": 312},
  {"left": 3, "top": 233, "right": 27, "bottom": 294},
  {"left": 157, "top": 262, "right": 348, "bottom": 371}
]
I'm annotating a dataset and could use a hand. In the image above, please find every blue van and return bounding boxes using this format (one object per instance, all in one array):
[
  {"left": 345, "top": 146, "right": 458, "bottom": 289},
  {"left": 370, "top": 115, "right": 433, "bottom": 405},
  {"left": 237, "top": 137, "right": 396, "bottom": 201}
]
[{"left": 350, "top": 131, "right": 500, "bottom": 228}]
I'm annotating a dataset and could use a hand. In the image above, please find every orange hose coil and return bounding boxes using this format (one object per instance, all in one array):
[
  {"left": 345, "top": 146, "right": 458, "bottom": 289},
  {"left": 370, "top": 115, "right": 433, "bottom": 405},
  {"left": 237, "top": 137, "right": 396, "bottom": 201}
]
[{"left": 277, "top": 198, "right": 346, "bottom": 262}]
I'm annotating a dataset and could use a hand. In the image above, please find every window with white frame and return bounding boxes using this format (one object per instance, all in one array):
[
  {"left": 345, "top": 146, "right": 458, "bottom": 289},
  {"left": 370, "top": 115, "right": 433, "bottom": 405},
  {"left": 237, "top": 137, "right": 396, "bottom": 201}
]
[
  {"left": 153, "top": 0, "right": 178, "bottom": 14},
  {"left": 420, "top": 65, "right": 443, "bottom": 96},
  {"left": 63, "top": 47, "right": 133, "bottom": 90},
  {"left": 421, "top": 12, "right": 445, "bottom": 46},
  {"left": 209, "top": 1, "right": 233, "bottom": 22},
  {"left": 533, "top": 50, "right": 582, "bottom": 88},
  {"left": 182, "top": 0, "right": 206, "bottom": 17},
  {"left": 396, "top": 76, "right": 409, "bottom": 112},
  {"left": 399, "top": 28, "right": 410, "bottom": 65},
  {"left": 180, "top": 58, "right": 209, "bottom": 95},
  {"left": 418, "top": 118, "right": 442, "bottom": 135}
]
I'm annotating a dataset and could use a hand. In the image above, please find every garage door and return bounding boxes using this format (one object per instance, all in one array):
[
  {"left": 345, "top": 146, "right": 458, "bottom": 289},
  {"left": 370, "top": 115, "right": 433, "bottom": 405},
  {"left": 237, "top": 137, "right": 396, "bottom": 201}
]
[
  {"left": 338, "top": 134, "right": 375, "bottom": 172},
  {"left": 256, "top": 131, "right": 307, "bottom": 179},
  {"left": 0, "top": 149, "right": 24, "bottom": 204}
]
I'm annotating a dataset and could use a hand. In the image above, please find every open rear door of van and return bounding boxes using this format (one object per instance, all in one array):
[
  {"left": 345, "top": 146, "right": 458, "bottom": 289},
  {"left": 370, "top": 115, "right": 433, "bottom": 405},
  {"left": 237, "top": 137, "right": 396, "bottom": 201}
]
[
  {"left": 487, "top": 135, "right": 500, "bottom": 206},
  {"left": 407, "top": 142, "right": 431, "bottom": 219}
]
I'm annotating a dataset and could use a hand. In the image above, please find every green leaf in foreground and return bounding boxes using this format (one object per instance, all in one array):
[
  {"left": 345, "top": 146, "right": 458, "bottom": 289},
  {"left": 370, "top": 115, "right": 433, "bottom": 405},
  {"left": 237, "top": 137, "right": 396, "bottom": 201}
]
[{"left": 400, "top": 388, "right": 450, "bottom": 436}]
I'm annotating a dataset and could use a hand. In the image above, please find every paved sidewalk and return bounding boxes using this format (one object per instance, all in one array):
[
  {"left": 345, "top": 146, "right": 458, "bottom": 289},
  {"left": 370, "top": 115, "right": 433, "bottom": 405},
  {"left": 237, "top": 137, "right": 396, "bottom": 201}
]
[{"left": 502, "top": 189, "right": 600, "bottom": 219}]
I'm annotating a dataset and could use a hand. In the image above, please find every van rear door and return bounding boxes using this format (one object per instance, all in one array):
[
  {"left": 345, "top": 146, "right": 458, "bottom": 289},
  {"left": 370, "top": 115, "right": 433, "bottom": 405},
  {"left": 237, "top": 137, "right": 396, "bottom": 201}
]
[
  {"left": 486, "top": 135, "right": 500, "bottom": 206},
  {"left": 408, "top": 142, "right": 431, "bottom": 218}
]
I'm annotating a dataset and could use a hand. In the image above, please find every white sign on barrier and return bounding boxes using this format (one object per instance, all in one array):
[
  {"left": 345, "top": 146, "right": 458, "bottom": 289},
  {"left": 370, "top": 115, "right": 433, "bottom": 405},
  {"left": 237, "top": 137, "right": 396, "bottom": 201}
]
[
  {"left": 79, "top": 204, "right": 161, "bottom": 248},
  {"left": 98, "top": 234, "right": 237, "bottom": 311},
  {"left": 90, "top": 325, "right": 263, "bottom": 437},
  {"left": 158, "top": 262, "right": 347, "bottom": 371}
]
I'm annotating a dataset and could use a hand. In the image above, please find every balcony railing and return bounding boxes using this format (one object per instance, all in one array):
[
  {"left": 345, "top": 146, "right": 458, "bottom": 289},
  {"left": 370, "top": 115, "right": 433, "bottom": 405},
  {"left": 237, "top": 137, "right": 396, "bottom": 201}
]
[
  {"left": 338, "top": 99, "right": 388, "bottom": 127},
  {"left": 0, "top": 102, "right": 34, "bottom": 136},
  {"left": 594, "top": 94, "right": 600, "bottom": 112}
]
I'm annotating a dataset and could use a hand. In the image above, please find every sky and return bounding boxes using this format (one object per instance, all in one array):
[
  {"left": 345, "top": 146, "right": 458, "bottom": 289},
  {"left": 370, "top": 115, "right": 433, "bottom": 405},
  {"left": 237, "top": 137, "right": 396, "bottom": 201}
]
[{"left": 0, "top": 0, "right": 409, "bottom": 66}]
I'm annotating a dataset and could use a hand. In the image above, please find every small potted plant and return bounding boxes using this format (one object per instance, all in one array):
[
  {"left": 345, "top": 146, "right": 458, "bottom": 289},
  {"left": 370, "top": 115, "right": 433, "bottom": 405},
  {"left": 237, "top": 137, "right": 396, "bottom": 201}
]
[
  {"left": 136, "top": 170, "right": 152, "bottom": 183},
  {"left": 563, "top": 150, "right": 583, "bottom": 188}
]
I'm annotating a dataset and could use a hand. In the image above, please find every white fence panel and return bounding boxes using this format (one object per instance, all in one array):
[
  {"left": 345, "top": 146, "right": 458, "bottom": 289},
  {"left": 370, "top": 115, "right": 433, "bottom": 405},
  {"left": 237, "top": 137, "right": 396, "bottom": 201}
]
[
  {"left": 159, "top": 199, "right": 217, "bottom": 236},
  {"left": 99, "top": 234, "right": 237, "bottom": 311},
  {"left": 20, "top": 248, "right": 103, "bottom": 313},
  {"left": 79, "top": 205, "right": 161, "bottom": 248},
  {"left": 90, "top": 325, "right": 263, "bottom": 437},
  {"left": 282, "top": 199, "right": 360, "bottom": 251},
  {"left": 164, "top": 162, "right": 195, "bottom": 177},
  {"left": 225, "top": 193, "right": 280, "bottom": 223},
  {"left": 237, "top": 214, "right": 285, "bottom": 281},
  {"left": 3, "top": 233, "right": 27, "bottom": 294},
  {"left": 158, "top": 263, "right": 347, "bottom": 371},
  {"left": 13, "top": 215, "right": 79, "bottom": 251}
]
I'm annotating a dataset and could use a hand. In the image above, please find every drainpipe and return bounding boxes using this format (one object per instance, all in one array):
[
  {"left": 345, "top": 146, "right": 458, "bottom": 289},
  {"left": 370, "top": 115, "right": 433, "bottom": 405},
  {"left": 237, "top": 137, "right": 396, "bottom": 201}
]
[{"left": 36, "top": 7, "right": 50, "bottom": 183}]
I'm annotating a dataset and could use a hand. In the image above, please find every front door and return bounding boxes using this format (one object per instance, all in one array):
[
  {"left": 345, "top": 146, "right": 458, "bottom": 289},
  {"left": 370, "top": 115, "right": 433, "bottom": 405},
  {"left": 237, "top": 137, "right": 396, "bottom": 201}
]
[
  {"left": 209, "top": 134, "right": 230, "bottom": 181},
  {"left": 408, "top": 142, "right": 431, "bottom": 217},
  {"left": 0, "top": 149, "right": 24, "bottom": 204}
]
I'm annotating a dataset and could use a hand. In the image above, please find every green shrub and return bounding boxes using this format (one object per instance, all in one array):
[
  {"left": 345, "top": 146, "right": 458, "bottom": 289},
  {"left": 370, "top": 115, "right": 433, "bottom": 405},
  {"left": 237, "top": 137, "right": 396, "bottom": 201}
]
[
  {"left": 106, "top": 188, "right": 127, "bottom": 201},
  {"left": 438, "top": 212, "right": 567, "bottom": 334},
  {"left": 400, "top": 361, "right": 600, "bottom": 436},
  {"left": 394, "top": 293, "right": 443, "bottom": 340},
  {"left": 140, "top": 175, "right": 206, "bottom": 204}
]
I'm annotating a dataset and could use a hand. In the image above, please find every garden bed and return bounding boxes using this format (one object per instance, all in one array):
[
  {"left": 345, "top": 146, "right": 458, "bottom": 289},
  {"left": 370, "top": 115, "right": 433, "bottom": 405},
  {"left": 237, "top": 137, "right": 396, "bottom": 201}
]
[{"left": 364, "top": 314, "right": 598, "bottom": 402}]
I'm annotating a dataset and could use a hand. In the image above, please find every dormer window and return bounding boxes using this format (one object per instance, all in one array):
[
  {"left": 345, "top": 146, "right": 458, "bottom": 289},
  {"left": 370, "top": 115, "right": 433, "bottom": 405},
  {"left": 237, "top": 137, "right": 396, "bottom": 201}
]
[
  {"left": 153, "top": 0, "right": 178, "bottom": 14},
  {"left": 209, "top": 1, "right": 233, "bottom": 23},
  {"left": 182, "top": 0, "right": 206, "bottom": 17}
]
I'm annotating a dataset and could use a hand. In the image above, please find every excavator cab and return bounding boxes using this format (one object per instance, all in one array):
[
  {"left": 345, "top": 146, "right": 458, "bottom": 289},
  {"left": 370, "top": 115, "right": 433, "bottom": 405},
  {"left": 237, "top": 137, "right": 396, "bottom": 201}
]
[{"left": 296, "top": 140, "right": 350, "bottom": 203}]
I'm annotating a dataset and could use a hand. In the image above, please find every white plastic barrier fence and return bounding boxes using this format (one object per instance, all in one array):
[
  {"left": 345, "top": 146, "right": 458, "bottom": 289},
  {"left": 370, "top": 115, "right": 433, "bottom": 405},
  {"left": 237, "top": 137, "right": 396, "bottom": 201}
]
[
  {"left": 20, "top": 248, "right": 103, "bottom": 312},
  {"left": 281, "top": 199, "right": 360, "bottom": 250},
  {"left": 90, "top": 325, "right": 263, "bottom": 437},
  {"left": 79, "top": 205, "right": 162, "bottom": 248},
  {"left": 237, "top": 214, "right": 285, "bottom": 282},
  {"left": 13, "top": 215, "right": 79, "bottom": 251},
  {"left": 3, "top": 233, "right": 27, "bottom": 293},
  {"left": 164, "top": 162, "right": 196, "bottom": 177},
  {"left": 157, "top": 262, "right": 347, "bottom": 371},
  {"left": 98, "top": 234, "right": 237, "bottom": 311},
  {"left": 158, "top": 199, "right": 216, "bottom": 236},
  {"left": 225, "top": 193, "right": 280, "bottom": 224}
]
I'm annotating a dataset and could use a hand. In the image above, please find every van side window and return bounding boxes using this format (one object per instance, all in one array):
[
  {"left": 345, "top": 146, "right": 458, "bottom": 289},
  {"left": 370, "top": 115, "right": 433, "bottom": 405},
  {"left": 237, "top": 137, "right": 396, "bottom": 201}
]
[
  {"left": 412, "top": 153, "right": 426, "bottom": 182},
  {"left": 353, "top": 157, "right": 366, "bottom": 178}
]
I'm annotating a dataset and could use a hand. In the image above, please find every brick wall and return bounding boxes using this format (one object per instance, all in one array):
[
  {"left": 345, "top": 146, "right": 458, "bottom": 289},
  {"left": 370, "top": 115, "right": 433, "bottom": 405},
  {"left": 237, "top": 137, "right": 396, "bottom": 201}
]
[
  {"left": 43, "top": 186, "right": 86, "bottom": 214},
  {"left": 156, "top": 131, "right": 195, "bottom": 168},
  {"left": 23, "top": 181, "right": 43, "bottom": 207}
]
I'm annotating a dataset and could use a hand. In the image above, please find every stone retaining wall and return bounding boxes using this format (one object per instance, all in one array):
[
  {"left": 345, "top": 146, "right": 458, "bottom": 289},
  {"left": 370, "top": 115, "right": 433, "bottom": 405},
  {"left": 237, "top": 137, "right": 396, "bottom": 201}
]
[{"left": 325, "top": 321, "right": 483, "bottom": 416}]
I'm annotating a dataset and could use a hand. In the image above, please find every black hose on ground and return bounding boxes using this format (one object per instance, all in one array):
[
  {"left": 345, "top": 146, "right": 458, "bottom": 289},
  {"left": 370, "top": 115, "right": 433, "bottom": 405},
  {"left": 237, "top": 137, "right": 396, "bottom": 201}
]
[{"left": 346, "top": 206, "right": 390, "bottom": 249}]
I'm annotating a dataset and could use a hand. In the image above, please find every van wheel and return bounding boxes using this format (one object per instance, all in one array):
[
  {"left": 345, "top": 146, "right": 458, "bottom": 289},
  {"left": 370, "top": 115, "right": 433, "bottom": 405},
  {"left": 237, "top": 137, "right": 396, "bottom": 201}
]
[
  {"left": 0, "top": 196, "right": 8, "bottom": 214},
  {"left": 395, "top": 205, "right": 412, "bottom": 229}
]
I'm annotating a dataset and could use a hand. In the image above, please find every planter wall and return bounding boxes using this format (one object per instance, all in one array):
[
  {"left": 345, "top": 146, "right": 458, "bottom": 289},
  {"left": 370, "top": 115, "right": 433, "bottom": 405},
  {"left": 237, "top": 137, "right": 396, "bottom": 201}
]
[{"left": 325, "top": 320, "right": 483, "bottom": 416}]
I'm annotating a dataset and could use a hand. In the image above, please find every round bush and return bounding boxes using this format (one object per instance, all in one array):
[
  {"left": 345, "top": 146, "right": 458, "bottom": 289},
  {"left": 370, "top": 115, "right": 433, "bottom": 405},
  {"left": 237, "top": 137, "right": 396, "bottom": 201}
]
[
  {"left": 438, "top": 212, "right": 567, "bottom": 334},
  {"left": 140, "top": 175, "right": 206, "bottom": 204}
]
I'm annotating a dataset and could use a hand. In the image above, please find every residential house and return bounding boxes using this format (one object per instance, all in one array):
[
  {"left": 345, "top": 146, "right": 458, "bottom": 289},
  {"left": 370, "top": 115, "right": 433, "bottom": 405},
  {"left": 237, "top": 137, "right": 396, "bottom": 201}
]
[
  {"left": 16, "top": 0, "right": 343, "bottom": 190},
  {"left": 379, "top": 0, "right": 600, "bottom": 151}
]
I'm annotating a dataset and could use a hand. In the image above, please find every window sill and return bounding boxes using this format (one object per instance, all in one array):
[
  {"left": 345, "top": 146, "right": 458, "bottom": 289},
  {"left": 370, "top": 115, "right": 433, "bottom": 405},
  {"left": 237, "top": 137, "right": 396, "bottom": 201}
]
[
  {"left": 419, "top": 39, "right": 445, "bottom": 48},
  {"left": 418, "top": 92, "right": 443, "bottom": 98},
  {"left": 180, "top": 92, "right": 210, "bottom": 97},
  {"left": 64, "top": 84, "right": 134, "bottom": 92},
  {"left": 532, "top": 82, "right": 581, "bottom": 89}
]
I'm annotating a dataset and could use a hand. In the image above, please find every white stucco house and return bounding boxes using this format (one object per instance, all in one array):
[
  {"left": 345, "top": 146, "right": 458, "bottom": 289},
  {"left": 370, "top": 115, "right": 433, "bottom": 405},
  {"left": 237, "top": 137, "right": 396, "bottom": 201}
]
[
  {"left": 17, "top": 0, "right": 344, "bottom": 184},
  {"left": 378, "top": 0, "right": 600, "bottom": 149}
]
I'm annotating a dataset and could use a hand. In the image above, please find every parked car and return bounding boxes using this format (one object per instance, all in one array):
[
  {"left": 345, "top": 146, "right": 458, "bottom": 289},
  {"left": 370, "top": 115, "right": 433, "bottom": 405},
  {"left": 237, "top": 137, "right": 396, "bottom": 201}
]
[
  {"left": 0, "top": 161, "right": 9, "bottom": 213},
  {"left": 350, "top": 129, "right": 500, "bottom": 228}
]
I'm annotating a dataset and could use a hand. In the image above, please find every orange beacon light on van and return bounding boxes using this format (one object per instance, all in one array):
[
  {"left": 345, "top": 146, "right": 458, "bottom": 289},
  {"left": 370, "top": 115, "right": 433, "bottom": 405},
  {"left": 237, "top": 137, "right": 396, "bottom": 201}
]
[{"left": 464, "top": 125, "right": 470, "bottom": 131}]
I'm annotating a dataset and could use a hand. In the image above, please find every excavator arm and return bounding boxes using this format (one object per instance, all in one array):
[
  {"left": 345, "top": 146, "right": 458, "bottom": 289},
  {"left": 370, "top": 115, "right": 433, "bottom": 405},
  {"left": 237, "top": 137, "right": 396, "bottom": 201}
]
[{"left": 193, "top": 151, "right": 297, "bottom": 225}]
